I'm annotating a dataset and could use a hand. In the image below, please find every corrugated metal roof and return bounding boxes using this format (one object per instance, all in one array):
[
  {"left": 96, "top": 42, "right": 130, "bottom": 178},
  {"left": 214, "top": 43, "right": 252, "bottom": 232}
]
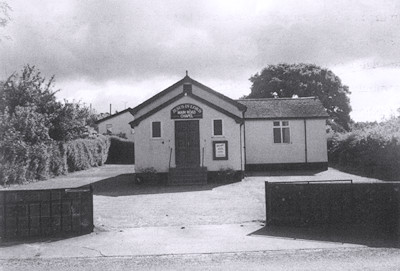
[{"left": 237, "top": 97, "right": 329, "bottom": 119}]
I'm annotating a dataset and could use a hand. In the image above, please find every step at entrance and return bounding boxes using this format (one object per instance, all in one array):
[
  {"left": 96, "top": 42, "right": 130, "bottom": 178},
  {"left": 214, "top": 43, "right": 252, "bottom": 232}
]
[{"left": 168, "top": 167, "right": 207, "bottom": 185}]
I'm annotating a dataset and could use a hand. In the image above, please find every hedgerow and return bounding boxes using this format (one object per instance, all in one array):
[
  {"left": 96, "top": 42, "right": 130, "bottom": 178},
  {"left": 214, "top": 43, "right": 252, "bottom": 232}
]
[
  {"left": 328, "top": 117, "right": 400, "bottom": 180},
  {"left": 0, "top": 136, "right": 110, "bottom": 185},
  {"left": 66, "top": 136, "right": 110, "bottom": 172}
]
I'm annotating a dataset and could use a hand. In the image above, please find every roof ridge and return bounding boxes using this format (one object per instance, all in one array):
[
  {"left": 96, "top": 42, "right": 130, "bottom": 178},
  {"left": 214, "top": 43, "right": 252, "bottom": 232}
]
[
  {"left": 237, "top": 96, "right": 317, "bottom": 101},
  {"left": 95, "top": 107, "right": 134, "bottom": 124},
  {"left": 132, "top": 76, "right": 246, "bottom": 114}
]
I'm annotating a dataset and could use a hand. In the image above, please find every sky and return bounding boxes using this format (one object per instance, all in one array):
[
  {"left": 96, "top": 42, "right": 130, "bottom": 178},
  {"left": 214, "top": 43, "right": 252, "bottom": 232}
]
[{"left": 1, "top": 0, "right": 400, "bottom": 122}]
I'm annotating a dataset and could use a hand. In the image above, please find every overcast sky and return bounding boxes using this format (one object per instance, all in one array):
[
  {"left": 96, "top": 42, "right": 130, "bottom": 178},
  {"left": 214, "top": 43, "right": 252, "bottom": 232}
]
[{"left": 1, "top": 0, "right": 400, "bottom": 122}]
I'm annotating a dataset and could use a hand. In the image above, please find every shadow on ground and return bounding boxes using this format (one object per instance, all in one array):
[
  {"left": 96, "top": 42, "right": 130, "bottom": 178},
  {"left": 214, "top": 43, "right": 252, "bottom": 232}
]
[
  {"left": 92, "top": 174, "right": 239, "bottom": 196},
  {"left": 249, "top": 225, "right": 400, "bottom": 248},
  {"left": 0, "top": 233, "right": 85, "bottom": 248},
  {"left": 245, "top": 169, "right": 326, "bottom": 177}
]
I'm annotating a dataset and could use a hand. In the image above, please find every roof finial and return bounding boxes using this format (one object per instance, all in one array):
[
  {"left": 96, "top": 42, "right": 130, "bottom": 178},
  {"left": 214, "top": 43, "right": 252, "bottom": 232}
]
[{"left": 186, "top": 70, "right": 188, "bottom": 76}]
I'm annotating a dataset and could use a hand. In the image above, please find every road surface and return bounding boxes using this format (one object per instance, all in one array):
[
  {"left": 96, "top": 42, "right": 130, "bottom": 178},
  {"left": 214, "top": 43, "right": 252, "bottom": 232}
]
[{"left": 2, "top": 247, "right": 400, "bottom": 271}]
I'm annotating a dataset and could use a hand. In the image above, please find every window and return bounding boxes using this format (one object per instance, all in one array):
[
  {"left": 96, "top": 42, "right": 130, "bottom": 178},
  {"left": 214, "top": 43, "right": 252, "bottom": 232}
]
[
  {"left": 106, "top": 124, "right": 112, "bottom": 134},
  {"left": 213, "top": 119, "right": 223, "bottom": 136},
  {"left": 273, "top": 121, "right": 290, "bottom": 143},
  {"left": 152, "top": 121, "right": 161, "bottom": 138}
]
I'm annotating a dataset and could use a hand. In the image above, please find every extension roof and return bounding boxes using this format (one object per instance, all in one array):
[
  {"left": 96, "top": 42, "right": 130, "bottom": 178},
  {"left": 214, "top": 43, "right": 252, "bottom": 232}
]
[
  {"left": 95, "top": 108, "right": 134, "bottom": 124},
  {"left": 237, "top": 97, "right": 329, "bottom": 119}
]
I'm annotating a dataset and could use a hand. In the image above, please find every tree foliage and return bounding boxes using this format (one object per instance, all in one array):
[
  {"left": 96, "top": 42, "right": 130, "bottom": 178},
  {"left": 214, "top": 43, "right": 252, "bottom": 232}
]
[
  {"left": 0, "top": 65, "right": 92, "bottom": 142},
  {"left": 0, "top": 65, "right": 108, "bottom": 185},
  {"left": 247, "top": 63, "right": 352, "bottom": 131}
]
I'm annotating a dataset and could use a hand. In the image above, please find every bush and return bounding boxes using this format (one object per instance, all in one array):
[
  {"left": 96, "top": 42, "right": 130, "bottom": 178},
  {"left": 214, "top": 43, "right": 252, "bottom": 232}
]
[
  {"left": 66, "top": 135, "right": 110, "bottom": 172},
  {"left": 106, "top": 136, "right": 134, "bottom": 164},
  {"left": 217, "top": 167, "right": 237, "bottom": 181},
  {"left": 135, "top": 167, "right": 159, "bottom": 184},
  {"left": 328, "top": 117, "right": 400, "bottom": 181},
  {"left": 48, "top": 142, "right": 68, "bottom": 177},
  {"left": 0, "top": 136, "right": 110, "bottom": 185},
  {"left": 0, "top": 139, "right": 29, "bottom": 185}
]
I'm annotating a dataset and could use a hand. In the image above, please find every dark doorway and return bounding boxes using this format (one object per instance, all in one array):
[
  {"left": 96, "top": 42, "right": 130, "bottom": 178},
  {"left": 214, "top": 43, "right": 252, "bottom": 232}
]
[{"left": 175, "top": 120, "right": 200, "bottom": 167}]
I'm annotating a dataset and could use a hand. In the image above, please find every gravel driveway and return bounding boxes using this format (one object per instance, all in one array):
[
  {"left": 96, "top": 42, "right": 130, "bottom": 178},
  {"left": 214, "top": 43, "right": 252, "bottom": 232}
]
[{"left": 92, "top": 168, "right": 385, "bottom": 231}]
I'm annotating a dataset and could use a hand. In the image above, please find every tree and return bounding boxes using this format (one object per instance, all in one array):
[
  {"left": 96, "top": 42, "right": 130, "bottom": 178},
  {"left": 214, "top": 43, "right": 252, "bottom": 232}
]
[
  {"left": 0, "top": 65, "right": 59, "bottom": 116},
  {"left": 49, "top": 101, "right": 91, "bottom": 141},
  {"left": 0, "top": 65, "right": 91, "bottom": 141},
  {"left": 247, "top": 63, "right": 352, "bottom": 131}
]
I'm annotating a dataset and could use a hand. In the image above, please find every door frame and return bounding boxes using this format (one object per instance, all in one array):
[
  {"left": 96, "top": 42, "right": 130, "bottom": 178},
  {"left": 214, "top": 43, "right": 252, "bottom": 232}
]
[{"left": 174, "top": 120, "right": 200, "bottom": 168}]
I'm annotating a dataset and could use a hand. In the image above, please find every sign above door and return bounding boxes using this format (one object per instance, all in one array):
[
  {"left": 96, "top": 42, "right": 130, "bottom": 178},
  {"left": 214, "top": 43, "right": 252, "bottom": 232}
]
[{"left": 171, "top": 103, "right": 203, "bottom": 119}]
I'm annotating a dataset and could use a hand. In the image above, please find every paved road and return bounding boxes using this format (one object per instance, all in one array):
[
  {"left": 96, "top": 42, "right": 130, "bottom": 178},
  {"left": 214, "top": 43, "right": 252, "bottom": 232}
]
[{"left": 2, "top": 248, "right": 400, "bottom": 271}]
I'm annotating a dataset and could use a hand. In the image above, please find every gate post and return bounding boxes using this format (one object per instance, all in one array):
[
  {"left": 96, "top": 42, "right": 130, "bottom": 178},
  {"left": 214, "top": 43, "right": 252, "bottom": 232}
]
[{"left": 265, "top": 182, "right": 269, "bottom": 226}]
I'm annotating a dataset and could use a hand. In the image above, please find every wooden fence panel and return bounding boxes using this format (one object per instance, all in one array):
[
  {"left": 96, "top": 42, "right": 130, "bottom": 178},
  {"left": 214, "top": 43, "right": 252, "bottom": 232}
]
[{"left": 0, "top": 186, "right": 93, "bottom": 240}]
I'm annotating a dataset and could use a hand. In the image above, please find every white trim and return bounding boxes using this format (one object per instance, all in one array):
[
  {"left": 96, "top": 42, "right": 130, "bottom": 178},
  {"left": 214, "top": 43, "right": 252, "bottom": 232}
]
[
  {"left": 212, "top": 118, "right": 224, "bottom": 137},
  {"left": 273, "top": 120, "right": 291, "bottom": 144},
  {"left": 151, "top": 121, "right": 162, "bottom": 139}
]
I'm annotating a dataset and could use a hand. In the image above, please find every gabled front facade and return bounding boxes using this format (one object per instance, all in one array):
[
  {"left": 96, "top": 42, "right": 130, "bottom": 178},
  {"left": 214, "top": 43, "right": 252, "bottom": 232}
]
[
  {"left": 130, "top": 76, "right": 246, "bottom": 184},
  {"left": 130, "top": 75, "right": 329, "bottom": 184}
]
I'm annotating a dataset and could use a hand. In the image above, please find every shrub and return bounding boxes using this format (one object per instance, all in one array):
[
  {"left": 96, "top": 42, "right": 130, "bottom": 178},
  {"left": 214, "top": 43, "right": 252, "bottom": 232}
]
[
  {"left": 66, "top": 135, "right": 110, "bottom": 172},
  {"left": 0, "top": 136, "right": 110, "bottom": 185},
  {"left": 0, "top": 139, "right": 29, "bottom": 185},
  {"left": 48, "top": 142, "right": 68, "bottom": 177},
  {"left": 135, "top": 167, "right": 158, "bottom": 184},
  {"left": 217, "top": 167, "right": 237, "bottom": 181},
  {"left": 328, "top": 117, "right": 400, "bottom": 181}
]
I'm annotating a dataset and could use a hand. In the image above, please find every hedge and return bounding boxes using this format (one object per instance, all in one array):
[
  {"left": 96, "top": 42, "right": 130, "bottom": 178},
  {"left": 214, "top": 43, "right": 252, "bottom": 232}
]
[
  {"left": 0, "top": 135, "right": 110, "bottom": 185},
  {"left": 66, "top": 136, "right": 110, "bottom": 171},
  {"left": 328, "top": 121, "right": 400, "bottom": 181},
  {"left": 106, "top": 136, "right": 135, "bottom": 164}
]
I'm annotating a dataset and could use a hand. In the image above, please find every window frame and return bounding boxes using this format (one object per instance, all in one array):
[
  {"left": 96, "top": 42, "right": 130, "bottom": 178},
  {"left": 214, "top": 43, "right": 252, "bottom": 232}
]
[
  {"left": 212, "top": 119, "right": 224, "bottom": 137},
  {"left": 151, "top": 121, "right": 162, "bottom": 139},
  {"left": 212, "top": 140, "right": 229, "bottom": 160},
  {"left": 273, "top": 120, "right": 291, "bottom": 144}
]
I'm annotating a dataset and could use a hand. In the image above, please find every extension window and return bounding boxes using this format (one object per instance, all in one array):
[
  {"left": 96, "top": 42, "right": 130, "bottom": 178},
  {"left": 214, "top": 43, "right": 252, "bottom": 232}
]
[{"left": 273, "top": 121, "right": 290, "bottom": 143}]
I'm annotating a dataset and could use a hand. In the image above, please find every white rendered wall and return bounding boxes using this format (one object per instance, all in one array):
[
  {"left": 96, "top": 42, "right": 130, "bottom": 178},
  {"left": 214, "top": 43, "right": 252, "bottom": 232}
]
[
  {"left": 305, "top": 119, "right": 328, "bottom": 162},
  {"left": 245, "top": 119, "right": 327, "bottom": 165},
  {"left": 98, "top": 112, "right": 135, "bottom": 141}
]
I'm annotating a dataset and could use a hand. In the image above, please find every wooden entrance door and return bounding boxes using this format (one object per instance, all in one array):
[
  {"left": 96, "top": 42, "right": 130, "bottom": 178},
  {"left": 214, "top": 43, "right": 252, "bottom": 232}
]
[{"left": 175, "top": 120, "right": 200, "bottom": 167}]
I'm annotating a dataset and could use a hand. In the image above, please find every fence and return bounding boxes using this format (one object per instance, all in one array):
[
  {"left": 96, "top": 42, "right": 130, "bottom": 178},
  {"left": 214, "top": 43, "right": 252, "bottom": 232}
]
[
  {"left": 0, "top": 185, "right": 93, "bottom": 240},
  {"left": 265, "top": 181, "right": 400, "bottom": 242}
]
